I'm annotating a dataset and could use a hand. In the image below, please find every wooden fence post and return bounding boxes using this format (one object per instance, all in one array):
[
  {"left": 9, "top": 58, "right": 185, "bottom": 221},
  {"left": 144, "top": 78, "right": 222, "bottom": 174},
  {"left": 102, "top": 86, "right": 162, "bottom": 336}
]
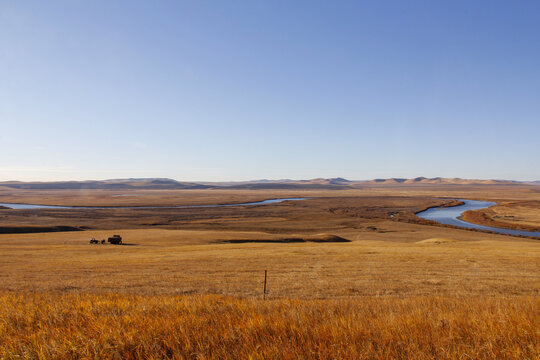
[{"left": 263, "top": 270, "right": 268, "bottom": 300}]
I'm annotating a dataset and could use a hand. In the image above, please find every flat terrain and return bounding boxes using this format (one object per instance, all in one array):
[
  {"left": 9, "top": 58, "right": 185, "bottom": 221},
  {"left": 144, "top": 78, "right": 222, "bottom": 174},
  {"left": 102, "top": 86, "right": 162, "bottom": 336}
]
[
  {"left": 0, "top": 184, "right": 539, "bottom": 297},
  {"left": 0, "top": 228, "right": 538, "bottom": 298},
  {"left": 0, "top": 183, "right": 538, "bottom": 358}
]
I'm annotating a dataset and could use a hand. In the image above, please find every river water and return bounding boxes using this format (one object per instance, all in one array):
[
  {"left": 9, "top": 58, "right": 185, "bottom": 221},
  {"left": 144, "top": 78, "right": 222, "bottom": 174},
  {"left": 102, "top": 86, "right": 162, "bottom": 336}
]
[
  {"left": 3, "top": 197, "right": 538, "bottom": 238},
  {"left": 416, "top": 199, "right": 540, "bottom": 238},
  {"left": 0, "top": 198, "right": 308, "bottom": 210}
]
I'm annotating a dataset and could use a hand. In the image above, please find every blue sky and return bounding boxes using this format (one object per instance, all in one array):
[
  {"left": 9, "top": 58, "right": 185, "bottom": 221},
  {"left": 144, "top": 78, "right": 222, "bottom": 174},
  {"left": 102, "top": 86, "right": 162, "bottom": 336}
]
[{"left": 1, "top": 1, "right": 539, "bottom": 181}]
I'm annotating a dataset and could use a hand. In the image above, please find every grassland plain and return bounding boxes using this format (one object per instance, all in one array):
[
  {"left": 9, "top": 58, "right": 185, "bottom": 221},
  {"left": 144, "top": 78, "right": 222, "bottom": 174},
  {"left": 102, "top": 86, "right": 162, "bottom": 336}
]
[
  {"left": 0, "top": 184, "right": 539, "bottom": 358},
  {"left": 0, "top": 229, "right": 538, "bottom": 297}
]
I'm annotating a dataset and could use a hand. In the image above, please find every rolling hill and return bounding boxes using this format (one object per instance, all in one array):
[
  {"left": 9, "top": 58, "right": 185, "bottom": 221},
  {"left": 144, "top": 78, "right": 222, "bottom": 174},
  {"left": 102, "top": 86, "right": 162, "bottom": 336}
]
[{"left": 0, "top": 177, "right": 531, "bottom": 190}]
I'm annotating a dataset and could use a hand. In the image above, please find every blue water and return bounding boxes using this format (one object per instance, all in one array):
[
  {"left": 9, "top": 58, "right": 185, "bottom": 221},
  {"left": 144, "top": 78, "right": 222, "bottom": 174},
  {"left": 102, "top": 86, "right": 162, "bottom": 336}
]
[
  {"left": 0, "top": 198, "right": 308, "bottom": 210},
  {"left": 416, "top": 199, "right": 540, "bottom": 238},
  {"left": 111, "top": 194, "right": 149, "bottom": 197},
  {"left": 0, "top": 203, "right": 72, "bottom": 210}
]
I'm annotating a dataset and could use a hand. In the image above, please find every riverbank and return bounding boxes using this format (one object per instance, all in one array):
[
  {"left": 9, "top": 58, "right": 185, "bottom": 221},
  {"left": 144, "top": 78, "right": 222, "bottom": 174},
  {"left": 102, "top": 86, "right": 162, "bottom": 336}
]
[
  {"left": 461, "top": 204, "right": 540, "bottom": 232},
  {"left": 416, "top": 199, "right": 540, "bottom": 239},
  {"left": 0, "top": 225, "right": 83, "bottom": 234},
  {"left": 0, "top": 198, "right": 309, "bottom": 210}
]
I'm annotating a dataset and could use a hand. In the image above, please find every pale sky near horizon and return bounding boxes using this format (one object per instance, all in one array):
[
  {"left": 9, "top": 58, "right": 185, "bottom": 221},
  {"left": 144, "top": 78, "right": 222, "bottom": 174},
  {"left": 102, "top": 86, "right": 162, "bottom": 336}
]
[{"left": 1, "top": 1, "right": 539, "bottom": 182}]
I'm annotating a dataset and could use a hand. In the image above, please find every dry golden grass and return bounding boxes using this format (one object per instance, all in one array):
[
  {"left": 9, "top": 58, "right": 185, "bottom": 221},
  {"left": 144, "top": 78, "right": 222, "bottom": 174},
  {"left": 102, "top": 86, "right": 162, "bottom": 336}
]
[
  {"left": 0, "top": 293, "right": 538, "bottom": 359},
  {"left": 1, "top": 184, "right": 539, "bottom": 207},
  {"left": 0, "top": 228, "right": 538, "bottom": 297},
  {"left": 416, "top": 238, "right": 459, "bottom": 244},
  {"left": 0, "top": 186, "right": 539, "bottom": 358}
]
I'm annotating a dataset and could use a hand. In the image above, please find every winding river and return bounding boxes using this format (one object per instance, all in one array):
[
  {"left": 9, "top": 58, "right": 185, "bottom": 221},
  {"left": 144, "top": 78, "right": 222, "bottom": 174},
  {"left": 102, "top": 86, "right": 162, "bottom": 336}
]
[
  {"left": 416, "top": 199, "right": 540, "bottom": 238},
  {"left": 0, "top": 198, "right": 308, "bottom": 210},
  {"left": 2, "top": 197, "right": 538, "bottom": 238}
]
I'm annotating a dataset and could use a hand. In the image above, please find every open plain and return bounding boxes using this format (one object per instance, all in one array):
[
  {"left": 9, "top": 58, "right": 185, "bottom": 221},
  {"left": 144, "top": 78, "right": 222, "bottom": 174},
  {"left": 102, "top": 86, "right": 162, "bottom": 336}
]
[
  {"left": 0, "top": 181, "right": 539, "bottom": 359},
  {"left": 5, "top": 1, "right": 540, "bottom": 357}
]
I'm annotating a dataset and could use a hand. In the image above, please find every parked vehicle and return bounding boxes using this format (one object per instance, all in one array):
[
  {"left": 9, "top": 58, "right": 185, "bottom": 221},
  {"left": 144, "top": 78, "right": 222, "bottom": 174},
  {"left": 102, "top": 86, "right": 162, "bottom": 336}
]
[{"left": 107, "top": 235, "right": 123, "bottom": 245}]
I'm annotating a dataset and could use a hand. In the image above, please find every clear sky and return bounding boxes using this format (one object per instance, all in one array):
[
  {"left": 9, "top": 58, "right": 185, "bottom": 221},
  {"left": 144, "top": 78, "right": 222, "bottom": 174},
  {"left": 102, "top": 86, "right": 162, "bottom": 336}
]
[{"left": 1, "top": 1, "right": 539, "bottom": 181}]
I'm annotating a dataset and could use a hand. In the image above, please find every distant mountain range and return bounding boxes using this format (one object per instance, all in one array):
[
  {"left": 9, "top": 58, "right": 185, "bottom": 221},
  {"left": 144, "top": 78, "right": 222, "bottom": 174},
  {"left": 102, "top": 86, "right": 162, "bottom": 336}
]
[
  {"left": 364, "top": 177, "right": 525, "bottom": 185},
  {"left": 0, "top": 179, "right": 208, "bottom": 190},
  {"left": 0, "top": 177, "right": 538, "bottom": 190}
]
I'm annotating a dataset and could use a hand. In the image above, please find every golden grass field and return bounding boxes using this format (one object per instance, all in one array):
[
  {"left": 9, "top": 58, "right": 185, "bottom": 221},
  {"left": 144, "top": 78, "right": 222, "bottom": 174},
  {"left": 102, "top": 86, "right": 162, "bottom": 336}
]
[
  {"left": 0, "top": 184, "right": 539, "bottom": 358},
  {"left": 1, "top": 294, "right": 537, "bottom": 359},
  {"left": 0, "top": 228, "right": 538, "bottom": 298}
]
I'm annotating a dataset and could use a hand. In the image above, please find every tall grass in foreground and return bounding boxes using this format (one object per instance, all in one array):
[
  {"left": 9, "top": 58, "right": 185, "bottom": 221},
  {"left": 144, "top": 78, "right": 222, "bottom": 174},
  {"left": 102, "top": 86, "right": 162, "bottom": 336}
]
[{"left": 0, "top": 293, "right": 537, "bottom": 359}]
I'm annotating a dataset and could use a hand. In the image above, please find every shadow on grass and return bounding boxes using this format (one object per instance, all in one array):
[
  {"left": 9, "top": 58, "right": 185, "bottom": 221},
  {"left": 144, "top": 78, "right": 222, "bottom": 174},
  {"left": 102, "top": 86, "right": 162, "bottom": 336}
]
[{"left": 221, "top": 235, "right": 351, "bottom": 244}]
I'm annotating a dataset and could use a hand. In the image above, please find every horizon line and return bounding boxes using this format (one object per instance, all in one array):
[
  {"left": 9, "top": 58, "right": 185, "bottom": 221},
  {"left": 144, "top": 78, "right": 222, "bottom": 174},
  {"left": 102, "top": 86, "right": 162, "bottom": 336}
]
[{"left": 1, "top": 176, "right": 539, "bottom": 183}]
